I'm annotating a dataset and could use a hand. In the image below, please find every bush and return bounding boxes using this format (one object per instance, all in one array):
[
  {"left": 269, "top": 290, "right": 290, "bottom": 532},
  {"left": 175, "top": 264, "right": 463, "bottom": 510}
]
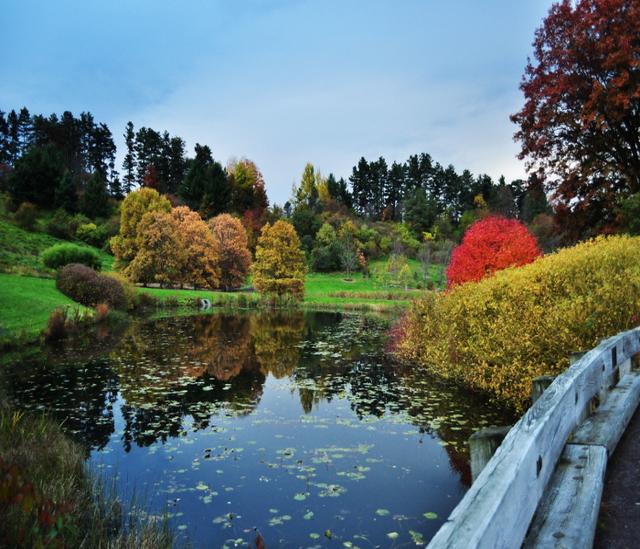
[
  {"left": 43, "top": 308, "right": 67, "bottom": 342},
  {"left": 14, "top": 202, "right": 38, "bottom": 231},
  {"left": 46, "top": 209, "right": 74, "bottom": 239},
  {"left": 57, "top": 264, "right": 126, "bottom": 309},
  {"left": 76, "top": 222, "right": 107, "bottom": 247},
  {"left": 103, "top": 272, "right": 138, "bottom": 310},
  {"left": 446, "top": 215, "right": 542, "bottom": 288},
  {"left": 41, "top": 243, "right": 101, "bottom": 271},
  {"left": 395, "top": 235, "right": 640, "bottom": 411}
]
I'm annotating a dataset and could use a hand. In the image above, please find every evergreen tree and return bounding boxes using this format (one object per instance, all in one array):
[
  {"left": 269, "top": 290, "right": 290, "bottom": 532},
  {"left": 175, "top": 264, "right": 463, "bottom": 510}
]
[
  {"left": 350, "top": 157, "right": 370, "bottom": 217},
  {"left": 167, "top": 136, "right": 186, "bottom": 194},
  {"left": 520, "top": 174, "right": 551, "bottom": 223},
  {"left": 489, "top": 176, "right": 519, "bottom": 218},
  {"left": 0, "top": 111, "right": 9, "bottom": 164},
  {"left": 385, "top": 161, "right": 405, "bottom": 221},
  {"left": 336, "top": 177, "right": 352, "bottom": 209},
  {"left": 6, "top": 110, "right": 19, "bottom": 163},
  {"left": 8, "top": 144, "right": 64, "bottom": 206},
  {"left": 404, "top": 187, "right": 437, "bottom": 237},
  {"left": 201, "top": 160, "right": 231, "bottom": 217},
  {"left": 82, "top": 172, "right": 110, "bottom": 218},
  {"left": 122, "top": 121, "right": 136, "bottom": 194},
  {"left": 54, "top": 170, "right": 78, "bottom": 212},
  {"left": 17, "top": 107, "right": 33, "bottom": 156},
  {"left": 109, "top": 174, "right": 124, "bottom": 199}
]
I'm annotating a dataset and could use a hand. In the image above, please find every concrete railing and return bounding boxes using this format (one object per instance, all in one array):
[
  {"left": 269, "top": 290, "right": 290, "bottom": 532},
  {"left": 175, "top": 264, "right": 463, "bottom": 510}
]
[{"left": 427, "top": 326, "right": 640, "bottom": 549}]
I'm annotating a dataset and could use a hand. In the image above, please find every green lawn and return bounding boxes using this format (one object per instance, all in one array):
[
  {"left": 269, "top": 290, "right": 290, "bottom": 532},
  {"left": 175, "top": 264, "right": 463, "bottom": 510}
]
[
  {"left": 141, "top": 259, "right": 443, "bottom": 311},
  {"left": 0, "top": 273, "right": 90, "bottom": 343},
  {"left": 0, "top": 218, "right": 113, "bottom": 274}
]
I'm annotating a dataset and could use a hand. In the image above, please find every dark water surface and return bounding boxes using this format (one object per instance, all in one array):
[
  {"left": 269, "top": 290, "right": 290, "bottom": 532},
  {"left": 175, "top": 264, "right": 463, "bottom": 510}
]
[{"left": 1, "top": 311, "right": 515, "bottom": 548}]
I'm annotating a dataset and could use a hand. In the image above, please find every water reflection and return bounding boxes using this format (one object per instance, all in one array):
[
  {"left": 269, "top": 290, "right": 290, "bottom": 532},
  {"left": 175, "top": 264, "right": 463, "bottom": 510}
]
[{"left": 1, "top": 311, "right": 515, "bottom": 547}]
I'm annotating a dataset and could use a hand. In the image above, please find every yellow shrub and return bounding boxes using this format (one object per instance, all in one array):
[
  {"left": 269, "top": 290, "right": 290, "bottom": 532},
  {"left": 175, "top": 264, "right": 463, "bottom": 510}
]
[
  {"left": 103, "top": 271, "right": 138, "bottom": 310},
  {"left": 396, "top": 235, "right": 640, "bottom": 411}
]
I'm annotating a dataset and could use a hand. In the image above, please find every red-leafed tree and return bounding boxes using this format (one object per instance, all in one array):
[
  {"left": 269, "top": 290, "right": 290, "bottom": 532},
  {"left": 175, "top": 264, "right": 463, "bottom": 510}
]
[
  {"left": 446, "top": 216, "right": 542, "bottom": 288},
  {"left": 511, "top": 0, "right": 640, "bottom": 238}
]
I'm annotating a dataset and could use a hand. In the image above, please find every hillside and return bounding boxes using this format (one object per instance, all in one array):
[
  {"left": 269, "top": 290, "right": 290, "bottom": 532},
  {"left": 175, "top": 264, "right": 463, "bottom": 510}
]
[{"left": 0, "top": 218, "right": 114, "bottom": 274}]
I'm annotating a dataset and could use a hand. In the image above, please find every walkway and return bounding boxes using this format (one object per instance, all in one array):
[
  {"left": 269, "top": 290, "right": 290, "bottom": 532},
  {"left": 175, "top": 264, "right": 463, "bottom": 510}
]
[{"left": 595, "top": 407, "right": 640, "bottom": 549}]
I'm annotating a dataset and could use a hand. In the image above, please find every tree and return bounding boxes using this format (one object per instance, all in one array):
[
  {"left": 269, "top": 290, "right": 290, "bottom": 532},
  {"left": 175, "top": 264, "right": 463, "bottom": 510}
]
[
  {"left": 446, "top": 216, "right": 542, "bottom": 288},
  {"left": 253, "top": 220, "right": 307, "bottom": 299},
  {"left": 170, "top": 206, "right": 221, "bottom": 288},
  {"left": 208, "top": 213, "right": 252, "bottom": 289},
  {"left": 55, "top": 170, "right": 77, "bottom": 212},
  {"left": 8, "top": 144, "right": 64, "bottom": 206},
  {"left": 125, "top": 210, "right": 184, "bottom": 286},
  {"left": 82, "top": 172, "right": 110, "bottom": 218},
  {"left": 122, "top": 121, "right": 136, "bottom": 194},
  {"left": 229, "top": 158, "right": 268, "bottom": 214},
  {"left": 110, "top": 187, "right": 172, "bottom": 267},
  {"left": 404, "top": 187, "right": 437, "bottom": 237},
  {"left": 126, "top": 206, "right": 220, "bottom": 288},
  {"left": 511, "top": 0, "right": 640, "bottom": 235}
]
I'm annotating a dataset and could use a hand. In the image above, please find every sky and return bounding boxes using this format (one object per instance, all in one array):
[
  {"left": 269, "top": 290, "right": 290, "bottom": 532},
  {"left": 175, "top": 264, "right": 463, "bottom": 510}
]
[{"left": 1, "top": 0, "right": 554, "bottom": 206}]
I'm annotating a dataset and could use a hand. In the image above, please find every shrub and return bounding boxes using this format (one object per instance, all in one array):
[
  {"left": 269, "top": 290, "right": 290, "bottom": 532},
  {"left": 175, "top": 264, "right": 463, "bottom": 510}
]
[
  {"left": 41, "top": 243, "right": 101, "bottom": 271},
  {"left": 43, "top": 308, "right": 67, "bottom": 342},
  {"left": 46, "top": 209, "right": 74, "bottom": 239},
  {"left": 103, "top": 272, "right": 138, "bottom": 310},
  {"left": 446, "top": 215, "right": 542, "bottom": 288},
  {"left": 395, "top": 235, "right": 640, "bottom": 411},
  {"left": 56, "top": 264, "right": 126, "bottom": 309},
  {"left": 14, "top": 202, "right": 38, "bottom": 231},
  {"left": 76, "top": 222, "right": 107, "bottom": 247}
]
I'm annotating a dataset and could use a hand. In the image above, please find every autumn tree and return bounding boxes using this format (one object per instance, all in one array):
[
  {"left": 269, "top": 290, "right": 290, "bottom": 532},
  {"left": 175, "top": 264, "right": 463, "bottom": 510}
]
[
  {"left": 126, "top": 206, "right": 220, "bottom": 288},
  {"left": 252, "top": 220, "right": 307, "bottom": 299},
  {"left": 124, "top": 210, "right": 184, "bottom": 286},
  {"left": 446, "top": 216, "right": 542, "bottom": 288},
  {"left": 511, "top": 0, "right": 640, "bottom": 236},
  {"left": 208, "top": 213, "right": 252, "bottom": 290},
  {"left": 170, "top": 206, "right": 221, "bottom": 288},
  {"left": 110, "top": 187, "right": 172, "bottom": 268}
]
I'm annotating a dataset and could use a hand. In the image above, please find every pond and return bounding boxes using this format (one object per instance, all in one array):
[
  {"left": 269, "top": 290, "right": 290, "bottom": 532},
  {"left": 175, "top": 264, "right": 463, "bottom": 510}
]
[{"left": 1, "top": 311, "right": 515, "bottom": 548}]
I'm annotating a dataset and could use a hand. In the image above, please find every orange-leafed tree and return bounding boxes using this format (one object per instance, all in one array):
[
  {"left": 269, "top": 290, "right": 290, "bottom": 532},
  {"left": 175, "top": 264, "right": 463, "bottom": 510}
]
[
  {"left": 110, "top": 187, "right": 172, "bottom": 268},
  {"left": 511, "top": 0, "right": 640, "bottom": 237},
  {"left": 252, "top": 220, "right": 306, "bottom": 299},
  {"left": 125, "top": 206, "right": 220, "bottom": 288},
  {"left": 208, "top": 213, "right": 252, "bottom": 290},
  {"left": 446, "top": 216, "right": 542, "bottom": 288},
  {"left": 171, "top": 206, "right": 221, "bottom": 289}
]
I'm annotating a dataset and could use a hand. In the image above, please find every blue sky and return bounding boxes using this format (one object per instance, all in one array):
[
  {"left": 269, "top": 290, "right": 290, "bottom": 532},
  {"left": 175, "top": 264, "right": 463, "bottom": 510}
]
[{"left": 1, "top": 0, "right": 553, "bottom": 205}]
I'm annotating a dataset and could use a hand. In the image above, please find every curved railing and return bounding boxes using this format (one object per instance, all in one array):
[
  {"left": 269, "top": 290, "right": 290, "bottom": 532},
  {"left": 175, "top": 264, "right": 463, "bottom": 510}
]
[{"left": 427, "top": 326, "right": 640, "bottom": 548}]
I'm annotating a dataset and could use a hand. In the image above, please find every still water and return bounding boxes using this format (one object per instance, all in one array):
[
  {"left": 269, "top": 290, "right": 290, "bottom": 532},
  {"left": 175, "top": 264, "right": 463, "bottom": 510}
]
[{"left": 1, "top": 311, "right": 514, "bottom": 548}]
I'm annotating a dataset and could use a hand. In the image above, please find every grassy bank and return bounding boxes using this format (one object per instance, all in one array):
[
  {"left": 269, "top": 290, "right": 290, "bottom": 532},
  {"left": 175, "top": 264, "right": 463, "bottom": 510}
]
[
  {"left": 0, "top": 403, "right": 173, "bottom": 548},
  {"left": 0, "top": 273, "right": 91, "bottom": 345},
  {"left": 0, "top": 218, "right": 113, "bottom": 275},
  {"left": 0, "top": 259, "right": 439, "bottom": 345}
]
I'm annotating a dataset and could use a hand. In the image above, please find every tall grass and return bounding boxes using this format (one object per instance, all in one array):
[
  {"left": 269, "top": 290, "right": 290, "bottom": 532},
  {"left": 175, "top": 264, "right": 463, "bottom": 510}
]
[{"left": 0, "top": 403, "right": 174, "bottom": 548}]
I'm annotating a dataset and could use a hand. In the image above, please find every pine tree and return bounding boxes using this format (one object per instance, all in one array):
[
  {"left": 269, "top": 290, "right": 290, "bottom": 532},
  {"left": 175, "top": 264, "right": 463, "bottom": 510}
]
[
  {"left": 0, "top": 111, "right": 9, "bottom": 164},
  {"left": 54, "top": 170, "right": 78, "bottom": 212},
  {"left": 122, "top": 121, "right": 136, "bottom": 194},
  {"left": 17, "top": 107, "right": 33, "bottom": 156},
  {"left": 82, "top": 172, "right": 110, "bottom": 218},
  {"left": 385, "top": 161, "right": 405, "bottom": 221}
]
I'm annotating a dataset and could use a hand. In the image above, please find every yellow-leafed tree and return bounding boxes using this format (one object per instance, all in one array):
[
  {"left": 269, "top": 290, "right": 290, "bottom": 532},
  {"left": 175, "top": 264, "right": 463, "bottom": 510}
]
[
  {"left": 208, "top": 213, "right": 252, "bottom": 290},
  {"left": 110, "top": 188, "right": 171, "bottom": 268},
  {"left": 253, "top": 220, "right": 306, "bottom": 299}
]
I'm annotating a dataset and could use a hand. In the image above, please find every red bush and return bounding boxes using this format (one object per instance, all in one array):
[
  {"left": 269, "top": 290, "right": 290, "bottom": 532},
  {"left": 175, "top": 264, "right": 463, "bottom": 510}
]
[{"left": 446, "top": 216, "right": 542, "bottom": 288}]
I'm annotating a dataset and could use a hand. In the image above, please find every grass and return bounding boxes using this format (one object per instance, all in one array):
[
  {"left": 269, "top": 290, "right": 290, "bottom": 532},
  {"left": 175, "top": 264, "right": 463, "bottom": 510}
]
[
  {"left": 0, "top": 402, "right": 173, "bottom": 548},
  {"left": 140, "top": 258, "right": 444, "bottom": 312},
  {"left": 0, "top": 273, "right": 91, "bottom": 344},
  {"left": 0, "top": 218, "right": 114, "bottom": 275}
]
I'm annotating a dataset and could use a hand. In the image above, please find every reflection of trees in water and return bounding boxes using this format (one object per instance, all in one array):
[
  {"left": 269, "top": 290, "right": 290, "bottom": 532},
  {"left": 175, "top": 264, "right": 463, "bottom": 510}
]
[
  {"left": 0, "top": 353, "right": 119, "bottom": 454},
  {"left": 251, "top": 312, "right": 304, "bottom": 379},
  {"left": 1, "top": 311, "right": 514, "bottom": 481}
]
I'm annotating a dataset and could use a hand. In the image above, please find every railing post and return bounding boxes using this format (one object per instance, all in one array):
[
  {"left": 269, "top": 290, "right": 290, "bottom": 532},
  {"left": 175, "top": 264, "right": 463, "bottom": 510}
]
[
  {"left": 469, "top": 425, "right": 512, "bottom": 483},
  {"left": 531, "top": 376, "right": 555, "bottom": 404}
]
